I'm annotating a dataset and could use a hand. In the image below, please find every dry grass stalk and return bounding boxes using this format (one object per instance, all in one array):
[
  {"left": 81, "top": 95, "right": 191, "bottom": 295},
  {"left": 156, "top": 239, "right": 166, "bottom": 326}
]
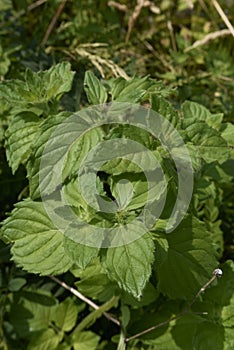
[{"left": 74, "top": 47, "right": 130, "bottom": 80}]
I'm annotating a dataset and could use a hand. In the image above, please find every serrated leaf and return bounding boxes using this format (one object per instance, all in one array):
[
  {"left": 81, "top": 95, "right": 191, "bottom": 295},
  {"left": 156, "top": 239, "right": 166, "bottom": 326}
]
[
  {"left": 182, "top": 101, "right": 223, "bottom": 129},
  {"left": 84, "top": 71, "right": 108, "bottom": 104},
  {"left": 72, "top": 331, "right": 100, "bottom": 350},
  {"left": 64, "top": 237, "right": 99, "bottom": 270},
  {"left": 110, "top": 76, "right": 152, "bottom": 103},
  {"left": 0, "top": 63, "right": 74, "bottom": 115},
  {"left": 151, "top": 95, "right": 179, "bottom": 127},
  {"left": 182, "top": 118, "right": 229, "bottom": 163},
  {"left": 155, "top": 215, "right": 218, "bottom": 299},
  {"left": 53, "top": 297, "right": 79, "bottom": 332},
  {"left": 5, "top": 112, "right": 40, "bottom": 173},
  {"left": 104, "top": 233, "right": 154, "bottom": 298},
  {"left": 74, "top": 258, "right": 118, "bottom": 302},
  {"left": 24, "top": 62, "right": 75, "bottom": 102},
  {"left": 220, "top": 122, "right": 234, "bottom": 146},
  {"left": 1, "top": 200, "right": 72, "bottom": 275},
  {"left": 27, "top": 112, "right": 70, "bottom": 199}
]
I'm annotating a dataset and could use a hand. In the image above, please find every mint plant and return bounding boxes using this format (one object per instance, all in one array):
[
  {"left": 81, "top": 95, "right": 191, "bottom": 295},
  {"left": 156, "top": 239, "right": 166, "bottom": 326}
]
[{"left": 1, "top": 63, "right": 234, "bottom": 350}]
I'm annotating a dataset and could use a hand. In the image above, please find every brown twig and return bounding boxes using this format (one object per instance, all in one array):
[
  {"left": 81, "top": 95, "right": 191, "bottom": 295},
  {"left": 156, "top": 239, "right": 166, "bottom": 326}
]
[
  {"left": 49, "top": 275, "right": 120, "bottom": 326},
  {"left": 41, "top": 0, "right": 68, "bottom": 46},
  {"left": 125, "top": 269, "right": 222, "bottom": 343}
]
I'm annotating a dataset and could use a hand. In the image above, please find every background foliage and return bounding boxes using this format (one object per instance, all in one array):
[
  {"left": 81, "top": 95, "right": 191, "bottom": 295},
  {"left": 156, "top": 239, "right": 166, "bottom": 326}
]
[{"left": 0, "top": 0, "right": 234, "bottom": 349}]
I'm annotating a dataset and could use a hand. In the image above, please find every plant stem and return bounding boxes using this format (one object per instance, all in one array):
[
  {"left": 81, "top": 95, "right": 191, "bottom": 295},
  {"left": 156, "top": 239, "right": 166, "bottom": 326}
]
[
  {"left": 125, "top": 269, "right": 222, "bottom": 343},
  {"left": 49, "top": 275, "right": 120, "bottom": 326}
]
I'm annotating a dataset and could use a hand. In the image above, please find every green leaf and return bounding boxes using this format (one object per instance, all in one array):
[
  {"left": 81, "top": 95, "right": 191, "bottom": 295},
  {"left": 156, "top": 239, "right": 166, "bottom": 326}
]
[
  {"left": 150, "top": 95, "right": 179, "bottom": 127},
  {"left": 84, "top": 71, "right": 108, "bottom": 104},
  {"left": 24, "top": 62, "right": 75, "bottom": 102},
  {"left": 155, "top": 215, "right": 218, "bottom": 299},
  {"left": 110, "top": 76, "right": 152, "bottom": 103},
  {"left": 27, "top": 329, "right": 63, "bottom": 350},
  {"left": 0, "top": 63, "right": 74, "bottom": 114},
  {"left": 5, "top": 112, "right": 40, "bottom": 173},
  {"left": 182, "top": 101, "right": 223, "bottom": 129},
  {"left": 8, "top": 277, "right": 26, "bottom": 291},
  {"left": 1, "top": 200, "right": 72, "bottom": 275},
  {"left": 72, "top": 331, "right": 100, "bottom": 350},
  {"left": 73, "top": 260, "right": 118, "bottom": 302},
  {"left": 104, "top": 234, "right": 155, "bottom": 298},
  {"left": 182, "top": 119, "right": 229, "bottom": 163},
  {"left": 27, "top": 112, "right": 70, "bottom": 199},
  {"left": 53, "top": 297, "right": 79, "bottom": 332},
  {"left": 9, "top": 289, "right": 57, "bottom": 336},
  {"left": 64, "top": 237, "right": 99, "bottom": 270},
  {"left": 220, "top": 122, "right": 234, "bottom": 147}
]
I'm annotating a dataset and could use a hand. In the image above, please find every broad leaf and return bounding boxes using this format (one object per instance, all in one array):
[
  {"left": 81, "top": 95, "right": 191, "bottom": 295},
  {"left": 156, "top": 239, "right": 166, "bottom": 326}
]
[
  {"left": 182, "top": 101, "right": 223, "bottom": 129},
  {"left": 181, "top": 118, "right": 229, "bottom": 163},
  {"left": 104, "top": 233, "right": 155, "bottom": 298},
  {"left": 1, "top": 200, "right": 72, "bottom": 274},
  {"left": 155, "top": 215, "right": 218, "bottom": 299},
  {"left": 9, "top": 289, "right": 57, "bottom": 336},
  {"left": 73, "top": 258, "right": 118, "bottom": 302},
  {"left": 0, "top": 62, "right": 74, "bottom": 114},
  {"left": 27, "top": 112, "right": 70, "bottom": 199}
]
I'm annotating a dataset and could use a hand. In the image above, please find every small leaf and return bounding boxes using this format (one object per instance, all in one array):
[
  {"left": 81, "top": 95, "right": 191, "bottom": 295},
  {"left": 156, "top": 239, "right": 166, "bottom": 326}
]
[
  {"left": 72, "top": 331, "right": 100, "bottom": 350},
  {"left": 8, "top": 277, "right": 26, "bottom": 291},
  {"left": 84, "top": 71, "right": 108, "bottom": 104},
  {"left": 111, "top": 76, "right": 152, "bottom": 103},
  {"left": 27, "top": 329, "right": 63, "bottom": 350},
  {"left": 104, "top": 233, "right": 155, "bottom": 298},
  {"left": 53, "top": 297, "right": 79, "bottom": 332}
]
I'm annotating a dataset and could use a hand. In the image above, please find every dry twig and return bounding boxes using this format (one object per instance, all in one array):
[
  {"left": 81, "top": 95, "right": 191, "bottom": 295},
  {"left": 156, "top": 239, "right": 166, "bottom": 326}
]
[
  {"left": 126, "top": 269, "right": 223, "bottom": 343},
  {"left": 41, "top": 0, "right": 68, "bottom": 46},
  {"left": 49, "top": 275, "right": 120, "bottom": 326},
  {"left": 184, "top": 28, "right": 231, "bottom": 52},
  {"left": 211, "top": 0, "right": 234, "bottom": 37}
]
